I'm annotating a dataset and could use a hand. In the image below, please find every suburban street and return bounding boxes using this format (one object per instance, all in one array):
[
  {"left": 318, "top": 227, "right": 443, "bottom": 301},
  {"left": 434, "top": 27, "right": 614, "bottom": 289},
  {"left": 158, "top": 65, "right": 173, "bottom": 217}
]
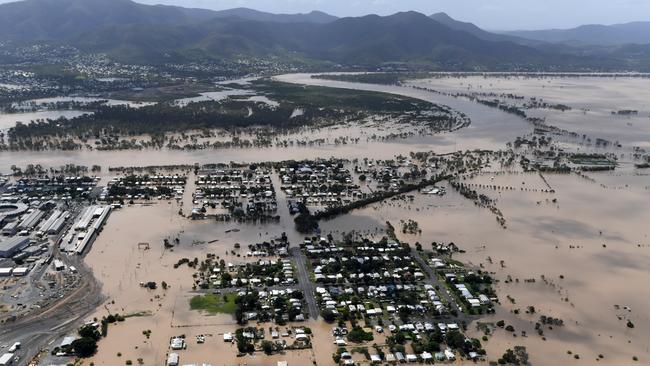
[
  {"left": 411, "top": 249, "right": 468, "bottom": 320},
  {"left": 291, "top": 246, "right": 319, "bottom": 319}
]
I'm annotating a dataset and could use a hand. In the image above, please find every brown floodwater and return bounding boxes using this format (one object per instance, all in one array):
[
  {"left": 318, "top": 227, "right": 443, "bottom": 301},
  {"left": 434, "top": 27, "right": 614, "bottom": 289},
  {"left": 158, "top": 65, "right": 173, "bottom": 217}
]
[
  {"left": 0, "top": 73, "right": 531, "bottom": 170},
  {"left": 319, "top": 170, "right": 650, "bottom": 365},
  {"left": 409, "top": 75, "right": 650, "bottom": 149},
  {"left": 26, "top": 74, "right": 650, "bottom": 366}
]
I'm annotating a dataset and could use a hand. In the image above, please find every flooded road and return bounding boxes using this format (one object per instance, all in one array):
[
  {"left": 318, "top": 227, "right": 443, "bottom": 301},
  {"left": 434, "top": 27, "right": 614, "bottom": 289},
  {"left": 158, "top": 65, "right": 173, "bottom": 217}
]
[{"left": 9, "top": 73, "right": 649, "bottom": 366}]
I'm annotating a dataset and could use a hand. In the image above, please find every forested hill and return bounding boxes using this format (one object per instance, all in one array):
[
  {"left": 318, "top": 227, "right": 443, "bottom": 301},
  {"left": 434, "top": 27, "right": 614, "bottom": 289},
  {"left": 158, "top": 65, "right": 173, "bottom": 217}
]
[{"left": 0, "top": 0, "right": 646, "bottom": 70}]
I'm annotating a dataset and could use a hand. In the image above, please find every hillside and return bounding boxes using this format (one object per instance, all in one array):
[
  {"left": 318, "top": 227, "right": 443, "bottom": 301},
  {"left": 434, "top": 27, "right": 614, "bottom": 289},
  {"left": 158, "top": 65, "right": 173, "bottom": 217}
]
[
  {"left": 0, "top": 0, "right": 641, "bottom": 70},
  {"left": 0, "top": 0, "right": 216, "bottom": 41},
  {"left": 429, "top": 13, "right": 521, "bottom": 43},
  {"left": 0, "top": 0, "right": 337, "bottom": 42},
  {"left": 505, "top": 22, "right": 650, "bottom": 45},
  {"left": 209, "top": 8, "right": 337, "bottom": 23},
  {"left": 72, "top": 10, "right": 557, "bottom": 68}
]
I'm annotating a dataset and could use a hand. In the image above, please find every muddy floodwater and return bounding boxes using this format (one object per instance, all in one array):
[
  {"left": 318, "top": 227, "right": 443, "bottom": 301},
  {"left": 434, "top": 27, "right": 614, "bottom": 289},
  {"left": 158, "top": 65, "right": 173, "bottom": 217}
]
[
  {"left": 8, "top": 74, "right": 650, "bottom": 366},
  {"left": 321, "top": 170, "right": 650, "bottom": 365},
  {"left": 409, "top": 75, "right": 650, "bottom": 149},
  {"left": 0, "top": 109, "right": 88, "bottom": 130},
  {"left": 0, "top": 73, "right": 531, "bottom": 169},
  {"left": 84, "top": 200, "right": 322, "bottom": 365}
]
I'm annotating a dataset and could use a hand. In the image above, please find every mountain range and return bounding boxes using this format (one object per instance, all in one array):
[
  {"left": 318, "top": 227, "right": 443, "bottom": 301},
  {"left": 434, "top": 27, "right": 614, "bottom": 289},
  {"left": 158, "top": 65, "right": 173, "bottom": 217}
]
[
  {"left": 1, "top": 0, "right": 649, "bottom": 70},
  {"left": 505, "top": 22, "right": 650, "bottom": 46}
]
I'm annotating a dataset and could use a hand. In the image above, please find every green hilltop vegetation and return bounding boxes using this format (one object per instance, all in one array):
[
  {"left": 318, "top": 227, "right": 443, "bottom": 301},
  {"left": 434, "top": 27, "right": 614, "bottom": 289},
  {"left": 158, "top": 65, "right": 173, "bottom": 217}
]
[{"left": 2, "top": 0, "right": 649, "bottom": 70}]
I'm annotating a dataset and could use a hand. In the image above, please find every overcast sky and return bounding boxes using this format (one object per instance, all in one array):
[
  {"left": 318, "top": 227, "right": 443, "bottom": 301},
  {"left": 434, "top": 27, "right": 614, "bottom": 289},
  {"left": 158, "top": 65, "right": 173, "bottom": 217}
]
[{"left": 125, "top": 0, "right": 650, "bottom": 30}]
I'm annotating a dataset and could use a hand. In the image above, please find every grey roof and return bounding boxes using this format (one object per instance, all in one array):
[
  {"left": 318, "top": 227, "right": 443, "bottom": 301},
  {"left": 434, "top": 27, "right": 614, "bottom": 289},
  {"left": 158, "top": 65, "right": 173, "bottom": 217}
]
[{"left": 0, "top": 236, "right": 30, "bottom": 254}]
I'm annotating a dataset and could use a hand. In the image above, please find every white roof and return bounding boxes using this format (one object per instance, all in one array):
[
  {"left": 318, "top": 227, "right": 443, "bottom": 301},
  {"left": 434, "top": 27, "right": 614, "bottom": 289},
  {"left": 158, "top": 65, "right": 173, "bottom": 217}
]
[
  {"left": 0, "top": 354, "right": 14, "bottom": 363},
  {"left": 167, "top": 352, "right": 179, "bottom": 363},
  {"left": 60, "top": 336, "right": 76, "bottom": 347}
]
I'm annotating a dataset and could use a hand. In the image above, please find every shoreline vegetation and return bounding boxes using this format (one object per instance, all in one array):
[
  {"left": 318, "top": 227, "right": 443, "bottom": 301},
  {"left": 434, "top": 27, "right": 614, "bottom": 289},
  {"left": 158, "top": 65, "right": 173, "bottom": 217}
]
[{"left": 1, "top": 80, "right": 468, "bottom": 151}]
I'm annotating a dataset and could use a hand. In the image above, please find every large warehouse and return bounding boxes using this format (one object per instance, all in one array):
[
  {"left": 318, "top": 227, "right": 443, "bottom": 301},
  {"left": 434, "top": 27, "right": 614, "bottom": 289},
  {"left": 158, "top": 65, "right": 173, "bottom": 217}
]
[{"left": 0, "top": 236, "right": 30, "bottom": 258}]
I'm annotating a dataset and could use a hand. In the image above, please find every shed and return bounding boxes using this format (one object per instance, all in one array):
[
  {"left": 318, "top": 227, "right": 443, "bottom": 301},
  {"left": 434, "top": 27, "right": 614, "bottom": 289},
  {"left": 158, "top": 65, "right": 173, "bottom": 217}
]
[
  {"left": 12, "top": 267, "right": 29, "bottom": 276},
  {"left": 54, "top": 259, "right": 65, "bottom": 271},
  {"left": 0, "top": 353, "right": 14, "bottom": 366},
  {"left": 394, "top": 352, "right": 405, "bottom": 362},
  {"left": 167, "top": 352, "right": 179, "bottom": 366},
  {"left": 0, "top": 236, "right": 29, "bottom": 258}
]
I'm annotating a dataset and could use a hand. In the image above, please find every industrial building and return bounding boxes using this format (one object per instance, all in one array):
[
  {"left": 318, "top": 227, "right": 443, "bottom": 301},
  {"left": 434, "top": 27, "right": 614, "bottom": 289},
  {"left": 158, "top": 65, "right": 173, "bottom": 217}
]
[
  {"left": 12, "top": 267, "right": 29, "bottom": 276},
  {"left": 0, "top": 202, "right": 28, "bottom": 224},
  {"left": 0, "top": 236, "right": 30, "bottom": 258},
  {"left": 0, "top": 353, "right": 14, "bottom": 366},
  {"left": 74, "top": 206, "right": 97, "bottom": 231},
  {"left": 18, "top": 209, "right": 44, "bottom": 231},
  {"left": 1, "top": 221, "right": 18, "bottom": 236},
  {"left": 37, "top": 210, "right": 64, "bottom": 236},
  {"left": 61, "top": 205, "right": 112, "bottom": 254},
  {"left": 48, "top": 213, "right": 68, "bottom": 234}
]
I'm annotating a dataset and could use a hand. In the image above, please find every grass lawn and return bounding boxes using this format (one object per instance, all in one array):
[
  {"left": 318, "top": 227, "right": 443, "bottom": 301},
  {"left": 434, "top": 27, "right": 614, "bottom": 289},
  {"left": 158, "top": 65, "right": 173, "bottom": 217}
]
[{"left": 190, "top": 293, "right": 237, "bottom": 314}]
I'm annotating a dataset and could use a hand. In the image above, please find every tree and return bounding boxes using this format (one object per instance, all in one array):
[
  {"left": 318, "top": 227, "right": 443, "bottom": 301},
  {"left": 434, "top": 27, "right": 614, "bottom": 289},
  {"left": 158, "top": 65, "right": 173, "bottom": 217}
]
[
  {"left": 445, "top": 331, "right": 465, "bottom": 349},
  {"left": 221, "top": 273, "right": 232, "bottom": 288},
  {"left": 261, "top": 340, "right": 275, "bottom": 355},
  {"left": 72, "top": 337, "right": 98, "bottom": 357},
  {"left": 163, "top": 238, "right": 173, "bottom": 248},
  {"left": 294, "top": 203, "right": 319, "bottom": 233},
  {"left": 321, "top": 309, "right": 337, "bottom": 323},
  {"left": 288, "top": 307, "right": 301, "bottom": 321},
  {"left": 78, "top": 325, "right": 101, "bottom": 341},
  {"left": 398, "top": 306, "right": 412, "bottom": 322},
  {"left": 235, "top": 307, "right": 246, "bottom": 325}
]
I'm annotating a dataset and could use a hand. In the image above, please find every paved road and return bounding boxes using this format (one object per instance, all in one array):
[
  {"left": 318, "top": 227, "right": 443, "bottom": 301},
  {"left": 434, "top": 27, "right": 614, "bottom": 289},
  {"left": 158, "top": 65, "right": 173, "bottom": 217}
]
[
  {"left": 268, "top": 171, "right": 319, "bottom": 319},
  {"left": 291, "top": 247, "right": 319, "bottom": 320},
  {"left": 0, "top": 207, "right": 104, "bottom": 366},
  {"left": 411, "top": 249, "right": 466, "bottom": 317},
  {"left": 0, "top": 261, "right": 103, "bottom": 366},
  {"left": 190, "top": 248, "right": 319, "bottom": 320}
]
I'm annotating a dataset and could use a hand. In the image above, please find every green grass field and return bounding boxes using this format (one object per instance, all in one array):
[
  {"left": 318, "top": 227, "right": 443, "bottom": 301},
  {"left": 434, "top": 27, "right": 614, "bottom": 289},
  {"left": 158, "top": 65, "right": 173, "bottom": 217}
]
[{"left": 189, "top": 293, "right": 237, "bottom": 314}]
